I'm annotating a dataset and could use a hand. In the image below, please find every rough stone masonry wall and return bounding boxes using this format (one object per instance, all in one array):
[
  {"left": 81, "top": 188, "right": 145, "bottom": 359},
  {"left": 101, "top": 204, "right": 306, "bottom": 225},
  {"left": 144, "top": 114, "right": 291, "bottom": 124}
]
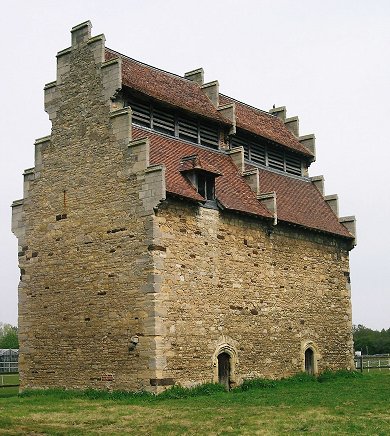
[
  {"left": 13, "top": 23, "right": 165, "bottom": 392},
  {"left": 155, "top": 198, "right": 354, "bottom": 387}
]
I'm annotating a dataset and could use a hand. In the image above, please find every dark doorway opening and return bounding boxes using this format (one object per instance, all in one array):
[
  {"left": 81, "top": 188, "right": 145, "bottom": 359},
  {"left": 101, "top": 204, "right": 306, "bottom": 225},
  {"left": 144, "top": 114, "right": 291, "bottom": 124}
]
[
  {"left": 218, "top": 352, "right": 231, "bottom": 390},
  {"left": 305, "top": 348, "right": 314, "bottom": 375}
]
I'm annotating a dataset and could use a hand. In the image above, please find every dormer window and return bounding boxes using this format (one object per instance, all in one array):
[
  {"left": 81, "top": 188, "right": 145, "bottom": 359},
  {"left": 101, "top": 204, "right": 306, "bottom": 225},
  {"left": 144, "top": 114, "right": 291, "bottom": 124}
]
[{"left": 179, "top": 154, "right": 222, "bottom": 202}]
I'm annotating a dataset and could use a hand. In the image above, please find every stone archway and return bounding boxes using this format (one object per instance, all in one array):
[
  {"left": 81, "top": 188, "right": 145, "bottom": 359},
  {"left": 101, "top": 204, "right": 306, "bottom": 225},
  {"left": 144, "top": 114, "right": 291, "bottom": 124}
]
[
  {"left": 212, "top": 341, "right": 238, "bottom": 389},
  {"left": 301, "top": 340, "right": 320, "bottom": 375}
]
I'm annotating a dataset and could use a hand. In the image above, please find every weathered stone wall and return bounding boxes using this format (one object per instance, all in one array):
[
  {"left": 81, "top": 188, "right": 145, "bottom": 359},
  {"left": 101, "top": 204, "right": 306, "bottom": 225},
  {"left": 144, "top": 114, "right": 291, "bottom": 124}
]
[
  {"left": 155, "top": 198, "right": 353, "bottom": 387},
  {"left": 13, "top": 23, "right": 165, "bottom": 392}
]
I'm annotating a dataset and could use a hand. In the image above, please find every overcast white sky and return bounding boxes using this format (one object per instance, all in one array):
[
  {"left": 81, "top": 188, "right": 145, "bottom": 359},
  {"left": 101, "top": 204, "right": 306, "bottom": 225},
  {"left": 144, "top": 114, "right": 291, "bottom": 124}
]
[{"left": 0, "top": 0, "right": 389, "bottom": 330}]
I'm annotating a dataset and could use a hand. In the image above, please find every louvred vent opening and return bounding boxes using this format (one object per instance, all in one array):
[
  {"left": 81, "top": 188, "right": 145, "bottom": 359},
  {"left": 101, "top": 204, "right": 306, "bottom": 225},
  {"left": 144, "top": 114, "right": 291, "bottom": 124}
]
[
  {"left": 126, "top": 94, "right": 219, "bottom": 149},
  {"left": 130, "top": 100, "right": 151, "bottom": 128},
  {"left": 152, "top": 108, "right": 175, "bottom": 136},
  {"left": 178, "top": 118, "right": 198, "bottom": 143},
  {"left": 231, "top": 132, "right": 302, "bottom": 176}
]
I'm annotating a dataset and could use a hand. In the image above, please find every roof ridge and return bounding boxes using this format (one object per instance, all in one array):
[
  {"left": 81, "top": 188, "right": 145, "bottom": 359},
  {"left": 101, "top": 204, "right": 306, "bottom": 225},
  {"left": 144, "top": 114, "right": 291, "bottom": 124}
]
[
  {"left": 106, "top": 48, "right": 194, "bottom": 84},
  {"left": 220, "top": 93, "right": 276, "bottom": 118}
]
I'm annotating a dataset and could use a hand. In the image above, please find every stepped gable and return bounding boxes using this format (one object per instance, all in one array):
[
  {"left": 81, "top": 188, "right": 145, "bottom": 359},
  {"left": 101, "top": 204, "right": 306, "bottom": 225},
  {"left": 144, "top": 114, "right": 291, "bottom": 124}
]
[
  {"left": 256, "top": 167, "right": 352, "bottom": 238},
  {"left": 132, "top": 127, "right": 272, "bottom": 219},
  {"left": 220, "top": 94, "right": 313, "bottom": 157},
  {"left": 105, "top": 49, "right": 230, "bottom": 125}
]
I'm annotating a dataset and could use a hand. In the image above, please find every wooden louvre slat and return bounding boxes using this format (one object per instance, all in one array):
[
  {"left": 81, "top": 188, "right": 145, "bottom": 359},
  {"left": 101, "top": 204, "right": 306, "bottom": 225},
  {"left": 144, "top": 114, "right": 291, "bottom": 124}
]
[
  {"left": 126, "top": 95, "right": 221, "bottom": 149},
  {"left": 267, "top": 149, "right": 285, "bottom": 171},
  {"left": 129, "top": 100, "right": 151, "bottom": 127},
  {"left": 178, "top": 118, "right": 198, "bottom": 143},
  {"left": 152, "top": 108, "right": 175, "bottom": 136},
  {"left": 232, "top": 132, "right": 303, "bottom": 176},
  {"left": 285, "top": 153, "right": 302, "bottom": 176},
  {"left": 250, "top": 142, "right": 266, "bottom": 165},
  {"left": 199, "top": 123, "right": 218, "bottom": 148}
]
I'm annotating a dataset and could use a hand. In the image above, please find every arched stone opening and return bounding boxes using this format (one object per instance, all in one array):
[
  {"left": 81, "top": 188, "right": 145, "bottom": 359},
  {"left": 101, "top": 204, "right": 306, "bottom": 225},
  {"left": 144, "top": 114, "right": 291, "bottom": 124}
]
[
  {"left": 217, "top": 352, "right": 231, "bottom": 390},
  {"left": 301, "top": 341, "right": 320, "bottom": 375},
  {"left": 305, "top": 347, "right": 314, "bottom": 375},
  {"left": 212, "top": 342, "right": 238, "bottom": 390}
]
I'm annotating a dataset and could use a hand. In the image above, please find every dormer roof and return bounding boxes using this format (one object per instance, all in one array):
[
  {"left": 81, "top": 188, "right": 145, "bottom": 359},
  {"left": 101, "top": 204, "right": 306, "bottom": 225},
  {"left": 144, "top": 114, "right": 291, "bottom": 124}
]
[{"left": 179, "top": 154, "right": 222, "bottom": 176}]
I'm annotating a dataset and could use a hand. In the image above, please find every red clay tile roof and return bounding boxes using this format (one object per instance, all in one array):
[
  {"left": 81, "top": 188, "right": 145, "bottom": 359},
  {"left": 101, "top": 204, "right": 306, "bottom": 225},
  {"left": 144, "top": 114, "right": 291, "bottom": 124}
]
[
  {"left": 219, "top": 95, "right": 313, "bottom": 157},
  {"left": 132, "top": 127, "right": 352, "bottom": 239},
  {"left": 256, "top": 167, "right": 352, "bottom": 238},
  {"left": 132, "top": 127, "right": 272, "bottom": 218},
  {"left": 106, "top": 49, "right": 229, "bottom": 125},
  {"left": 105, "top": 49, "right": 313, "bottom": 158}
]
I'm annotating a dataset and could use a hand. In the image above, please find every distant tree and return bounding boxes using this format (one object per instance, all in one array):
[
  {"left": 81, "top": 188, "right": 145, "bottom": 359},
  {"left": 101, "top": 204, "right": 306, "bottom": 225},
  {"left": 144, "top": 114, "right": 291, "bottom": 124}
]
[
  {"left": 0, "top": 323, "right": 19, "bottom": 349},
  {"left": 353, "top": 324, "right": 390, "bottom": 354}
]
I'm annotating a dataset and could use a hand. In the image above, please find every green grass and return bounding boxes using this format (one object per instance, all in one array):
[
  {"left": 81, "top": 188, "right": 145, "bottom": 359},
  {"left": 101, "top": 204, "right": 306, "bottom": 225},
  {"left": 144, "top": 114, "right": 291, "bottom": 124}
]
[{"left": 0, "top": 371, "right": 389, "bottom": 435}]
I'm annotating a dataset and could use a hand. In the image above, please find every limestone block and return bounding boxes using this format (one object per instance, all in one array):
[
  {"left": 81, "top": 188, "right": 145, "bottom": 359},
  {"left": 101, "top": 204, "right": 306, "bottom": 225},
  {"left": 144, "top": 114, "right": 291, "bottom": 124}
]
[
  {"left": 71, "top": 21, "right": 92, "bottom": 47},
  {"left": 87, "top": 34, "right": 105, "bottom": 65},
  {"left": 110, "top": 107, "right": 132, "bottom": 148},
  {"left": 23, "top": 168, "right": 35, "bottom": 199},
  {"left": 258, "top": 191, "right": 277, "bottom": 225},
  {"left": 310, "top": 175, "right": 325, "bottom": 195},
  {"left": 324, "top": 194, "right": 339, "bottom": 217},
  {"left": 299, "top": 134, "right": 316, "bottom": 158},
  {"left": 243, "top": 168, "right": 260, "bottom": 195},
  {"left": 101, "top": 59, "right": 122, "bottom": 105},
  {"left": 56, "top": 49, "right": 71, "bottom": 86},
  {"left": 201, "top": 81, "right": 219, "bottom": 107},
  {"left": 184, "top": 68, "right": 204, "bottom": 85},
  {"left": 228, "top": 147, "right": 245, "bottom": 174},
  {"left": 339, "top": 216, "right": 357, "bottom": 245},
  {"left": 218, "top": 103, "right": 236, "bottom": 134},
  {"left": 128, "top": 138, "right": 150, "bottom": 172},
  {"left": 34, "top": 136, "right": 51, "bottom": 172},
  {"left": 285, "top": 116, "right": 299, "bottom": 137},
  {"left": 269, "top": 106, "right": 286, "bottom": 121},
  {"left": 44, "top": 82, "right": 58, "bottom": 120}
]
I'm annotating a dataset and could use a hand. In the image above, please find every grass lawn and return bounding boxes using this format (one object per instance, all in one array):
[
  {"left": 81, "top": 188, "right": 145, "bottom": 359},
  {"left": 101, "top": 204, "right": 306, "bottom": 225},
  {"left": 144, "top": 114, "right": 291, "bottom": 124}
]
[{"left": 0, "top": 372, "right": 389, "bottom": 435}]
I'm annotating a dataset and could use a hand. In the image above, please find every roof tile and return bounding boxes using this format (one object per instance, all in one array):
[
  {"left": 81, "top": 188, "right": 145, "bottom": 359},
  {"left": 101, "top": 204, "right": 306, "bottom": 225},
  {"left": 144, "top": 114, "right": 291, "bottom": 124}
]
[{"left": 256, "top": 167, "right": 352, "bottom": 237}]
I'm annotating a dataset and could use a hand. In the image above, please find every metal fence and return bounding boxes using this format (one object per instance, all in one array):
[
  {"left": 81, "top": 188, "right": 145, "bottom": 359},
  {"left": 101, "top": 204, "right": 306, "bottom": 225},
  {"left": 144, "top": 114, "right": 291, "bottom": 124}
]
[
  {"left": 0, "top": 349, "right": 19, "bottom": 373},
  {"left": 354, "top": 354, "right": 390, "bottom": 372}
]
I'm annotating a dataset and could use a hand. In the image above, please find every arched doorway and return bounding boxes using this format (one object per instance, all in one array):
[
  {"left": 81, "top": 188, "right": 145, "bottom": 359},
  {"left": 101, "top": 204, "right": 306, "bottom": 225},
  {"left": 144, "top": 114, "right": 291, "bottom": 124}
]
[
  {"left": 217, "top": 352, "right": 231, "bottom": 389},
  {"left": 305, "top": 348, "right": 314, "bottom": 375}
]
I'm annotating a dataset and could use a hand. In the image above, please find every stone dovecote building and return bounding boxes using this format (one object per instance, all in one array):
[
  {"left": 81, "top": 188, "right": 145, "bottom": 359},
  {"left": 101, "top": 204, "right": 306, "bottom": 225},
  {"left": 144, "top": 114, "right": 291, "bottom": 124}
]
[{"left": 12, "top": 21, "right": 356, "bottom": 392}]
